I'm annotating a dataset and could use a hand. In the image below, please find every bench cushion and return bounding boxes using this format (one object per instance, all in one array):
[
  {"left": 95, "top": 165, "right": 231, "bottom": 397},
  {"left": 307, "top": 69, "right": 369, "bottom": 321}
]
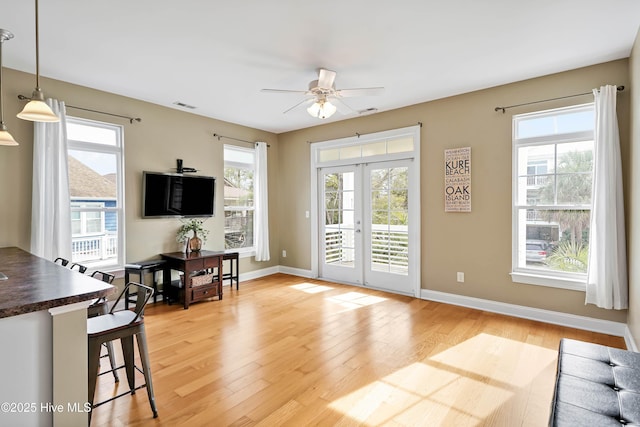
[{"left": 550, "top": 338, "right": 640, "bottom": 426}]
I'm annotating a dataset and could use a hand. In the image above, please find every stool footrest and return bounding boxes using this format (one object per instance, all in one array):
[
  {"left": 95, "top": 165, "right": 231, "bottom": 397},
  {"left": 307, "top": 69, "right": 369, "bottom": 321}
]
[{"left": 92, "top": 383, "right": 148, "bottom": 408}]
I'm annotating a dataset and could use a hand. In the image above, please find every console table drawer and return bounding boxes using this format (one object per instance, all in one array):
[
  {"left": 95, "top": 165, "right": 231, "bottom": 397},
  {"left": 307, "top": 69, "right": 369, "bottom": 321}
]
[
  {"left": 203, "top": 256, "right": 220, "bottom": 269},
  {"left": 192, "top": 284, "right": 218, "bottom": 301},
  {"left": 184, "top": 259, "right": 205, "bottom": 271}
]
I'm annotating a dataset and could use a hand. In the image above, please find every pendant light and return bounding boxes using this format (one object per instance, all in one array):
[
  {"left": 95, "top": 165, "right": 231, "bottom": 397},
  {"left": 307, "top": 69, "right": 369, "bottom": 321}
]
[
  {"left": 17, "top": 0, "right": 59, "bottom": 122},
  {"left": 0, "top": 29, "right": 18, "bottom": 146}
]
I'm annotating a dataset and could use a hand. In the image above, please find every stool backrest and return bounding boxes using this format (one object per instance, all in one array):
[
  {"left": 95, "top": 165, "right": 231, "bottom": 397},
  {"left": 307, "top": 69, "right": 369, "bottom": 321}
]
[
  {"left": 90, "top": 270, "right": 115, "bottom": 284},
  {"left": 110, "top": 282, "right": 154, "bottom": 323},
  {"left": 54, "top": 257, "right": 69, "bottom": 267},
  {"left": 69, "top": 263, "right": 87, "bottom": 273}
]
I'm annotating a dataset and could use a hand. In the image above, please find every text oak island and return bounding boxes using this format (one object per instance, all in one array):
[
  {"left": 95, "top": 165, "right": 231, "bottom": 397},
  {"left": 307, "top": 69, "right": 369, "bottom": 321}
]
[{"left": 444, "top": 147, "right": 471, "bottom": 212}]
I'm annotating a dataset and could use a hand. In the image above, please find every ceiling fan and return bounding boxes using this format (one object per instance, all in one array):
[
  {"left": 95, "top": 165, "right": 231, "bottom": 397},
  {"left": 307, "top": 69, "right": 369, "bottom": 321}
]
[{"left": 261, "top": 68, "right": 384, "bottom": 119}]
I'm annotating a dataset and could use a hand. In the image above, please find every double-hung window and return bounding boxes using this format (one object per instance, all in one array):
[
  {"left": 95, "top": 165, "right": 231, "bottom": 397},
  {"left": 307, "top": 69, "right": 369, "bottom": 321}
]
[
  {"left": 66, "top": 117, "right": 125, "bottom": 269},
  {"left": 512, "top": 103, "right": 594, "bottom": 290},
  {"left": 223, "top": 145, "right": 255, "bottom": 252}
]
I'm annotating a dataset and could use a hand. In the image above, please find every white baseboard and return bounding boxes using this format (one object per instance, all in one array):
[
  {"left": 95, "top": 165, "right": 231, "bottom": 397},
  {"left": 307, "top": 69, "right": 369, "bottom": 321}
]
[
  {"left": 239, "top": 265, "right": 280, "bottom": 282},
  {"left": 624, "top": 326, "right": 638, "bottom": 351},
  {"left": 278, "top": 266, "right": 313, "bottom": 278},
  {"left": 421, "top": 288, "right": 627, "bottom": 338}
]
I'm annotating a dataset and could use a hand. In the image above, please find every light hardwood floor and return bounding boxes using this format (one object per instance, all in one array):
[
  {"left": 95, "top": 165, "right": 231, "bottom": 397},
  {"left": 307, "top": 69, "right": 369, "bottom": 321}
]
[{"left": 91, "top": 273, "right": 625, "bottom": 426}]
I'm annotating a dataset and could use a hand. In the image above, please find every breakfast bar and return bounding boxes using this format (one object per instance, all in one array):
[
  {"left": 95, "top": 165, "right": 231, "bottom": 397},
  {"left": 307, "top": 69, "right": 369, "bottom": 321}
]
[{"left": 0, "top": 247, "right": 114, "bottom": 427}]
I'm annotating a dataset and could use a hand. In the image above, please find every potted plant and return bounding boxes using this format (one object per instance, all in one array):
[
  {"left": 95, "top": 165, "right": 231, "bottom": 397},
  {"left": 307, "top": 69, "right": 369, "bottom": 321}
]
[{"left": 176, "top": 219, "right": 209, "bottom": 252}]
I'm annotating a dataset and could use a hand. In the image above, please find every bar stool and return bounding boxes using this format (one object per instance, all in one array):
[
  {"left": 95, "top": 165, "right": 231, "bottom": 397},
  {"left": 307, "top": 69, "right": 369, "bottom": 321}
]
[
  {"left": 87, "top": 282, "right": 158, "bottom": 420},
  {"left": 87, "top": 271, "right": 119, "bottom": 382}
]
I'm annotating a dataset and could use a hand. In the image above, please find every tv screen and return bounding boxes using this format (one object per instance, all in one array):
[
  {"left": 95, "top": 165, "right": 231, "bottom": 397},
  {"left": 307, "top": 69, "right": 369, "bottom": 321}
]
[{"left": 143, "top": 171, "right": 216, "bottom": 218}]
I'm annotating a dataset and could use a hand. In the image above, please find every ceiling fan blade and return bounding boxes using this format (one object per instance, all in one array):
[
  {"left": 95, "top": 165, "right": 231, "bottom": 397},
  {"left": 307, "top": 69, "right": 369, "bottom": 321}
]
[
  {"left": 317, "top": 68, "right": 337, "bottom": 89},
  {"left": 261, "top": 88, "right": 308, "bottom": 94},
  {"left": 335, "top": 87, "right": 385, "bottom": 97},
  {"left": 282, "top": 97, "right": 315, "bottom": 114},
  {"left": 330, "top": 97, "right": 355, "bottom": 114}
]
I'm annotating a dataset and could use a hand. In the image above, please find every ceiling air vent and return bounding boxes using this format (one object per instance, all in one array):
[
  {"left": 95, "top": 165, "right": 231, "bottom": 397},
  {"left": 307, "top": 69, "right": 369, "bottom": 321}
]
[
  {"left": 358, "top": 107, "right": 378, "bottom": 115},
  {"left": 173, "top": 101, "right": 197, "bottom": 109}
]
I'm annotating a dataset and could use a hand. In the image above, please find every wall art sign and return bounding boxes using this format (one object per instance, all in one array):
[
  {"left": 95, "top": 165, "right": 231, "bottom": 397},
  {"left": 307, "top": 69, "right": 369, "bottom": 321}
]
[{"left": 444, "top": 147, "right": 471, "bottom": 212}]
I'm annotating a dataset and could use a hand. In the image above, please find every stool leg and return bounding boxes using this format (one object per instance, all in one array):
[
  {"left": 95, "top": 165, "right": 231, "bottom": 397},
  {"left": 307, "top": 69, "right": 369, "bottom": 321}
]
[
  {"left": 104, "top": 340, "right": 119, "bottom": 382},
  {"left": 121, "top": 335, "right": 136, "bottom": 394},
  {"left": 88, "top": 338, "right": 101, "bottom": 415},
  {"left": 98, "top": 303, "right": 119, "bottom": 383},
  {"left": 136, "top": 326, "right": 158, "bottom": 418}
]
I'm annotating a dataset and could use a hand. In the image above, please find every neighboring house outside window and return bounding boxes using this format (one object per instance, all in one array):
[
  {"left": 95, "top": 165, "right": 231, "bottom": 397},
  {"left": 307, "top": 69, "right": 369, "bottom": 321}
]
[
  {"left": 224, "top": 145, "right": 255, "bottom": 253},
  {"left": 67, "top": 117, "right": 124, "bottom": 269},
  {"left": 511, "top": 103, "right": 594, "bottom": 290}
]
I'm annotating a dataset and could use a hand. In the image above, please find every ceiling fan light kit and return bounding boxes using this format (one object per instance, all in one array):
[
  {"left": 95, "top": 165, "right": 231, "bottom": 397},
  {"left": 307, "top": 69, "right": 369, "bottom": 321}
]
[
  {"left": 307, "top": 98, "right": 337, "bottom": 119},
  {"left": 262, "top": 68, "right": 384, "bottom": 119},
  {"left": 17, "top": 0, "right": 59, "bottom": 123}
]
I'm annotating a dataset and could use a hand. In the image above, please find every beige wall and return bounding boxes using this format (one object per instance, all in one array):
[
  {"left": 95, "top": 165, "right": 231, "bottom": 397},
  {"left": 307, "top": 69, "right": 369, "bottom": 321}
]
[
  {"left": 0, "top": 68, "right": 280, "bottom": 275},
  {"left": 627, "top": 28, "right": 640, "bottom": 345},
  {"left": 0, "top": 57, "right": 634, "bottom": 325},
  {"left": 277, "top": 59, "right": 631, "bottom": 323}
]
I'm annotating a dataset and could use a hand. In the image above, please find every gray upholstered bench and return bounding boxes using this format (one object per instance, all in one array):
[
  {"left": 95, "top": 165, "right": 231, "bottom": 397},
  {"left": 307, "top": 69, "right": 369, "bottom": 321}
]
[{"left": 549, "top": 338, "right": 640, "bottom": 426}]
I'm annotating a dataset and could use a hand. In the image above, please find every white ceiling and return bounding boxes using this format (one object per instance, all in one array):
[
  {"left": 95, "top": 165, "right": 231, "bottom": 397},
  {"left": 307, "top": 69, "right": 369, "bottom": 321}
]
[{"left": 1, "top": 0, "right": 639, "bottom": 134}]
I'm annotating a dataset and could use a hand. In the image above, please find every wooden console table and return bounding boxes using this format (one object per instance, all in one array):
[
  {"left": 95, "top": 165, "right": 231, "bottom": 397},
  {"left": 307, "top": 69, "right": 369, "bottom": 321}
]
[{"left": 160, "top": 250, "right": 225, "bottom": 309}]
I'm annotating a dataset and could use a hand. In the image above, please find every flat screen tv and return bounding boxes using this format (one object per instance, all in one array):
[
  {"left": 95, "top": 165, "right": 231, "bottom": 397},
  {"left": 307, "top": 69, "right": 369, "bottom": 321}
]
[{"left": 142, "top": 171, "right": 216, "bottom": 218}]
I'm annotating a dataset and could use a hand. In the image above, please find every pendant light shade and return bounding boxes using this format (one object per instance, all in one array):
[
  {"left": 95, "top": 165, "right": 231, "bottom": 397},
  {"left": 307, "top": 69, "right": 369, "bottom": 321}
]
[
  {"left": 0, "top": 29, "right": 18, "bottom": 145},
  {"left": 17, "top": 89, "right": 58, "bottom": 122},
  {"left": 0, "top": 128, "right": 18, "bottom": 146},
  {"left": 17, "top": 0, "right": 59, "bottom": 123}
]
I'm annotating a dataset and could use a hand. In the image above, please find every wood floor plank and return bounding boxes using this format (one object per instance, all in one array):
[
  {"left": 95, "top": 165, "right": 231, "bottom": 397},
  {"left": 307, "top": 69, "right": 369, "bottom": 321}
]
[{"left": 89, "top": 273, "right": 625, "bottom": 426}]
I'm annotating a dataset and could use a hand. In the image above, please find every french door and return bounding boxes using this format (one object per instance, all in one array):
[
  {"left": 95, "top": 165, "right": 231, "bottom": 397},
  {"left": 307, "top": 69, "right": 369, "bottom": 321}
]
[{"left": 319, "top": 159, "right": 415, "bottom": 296}]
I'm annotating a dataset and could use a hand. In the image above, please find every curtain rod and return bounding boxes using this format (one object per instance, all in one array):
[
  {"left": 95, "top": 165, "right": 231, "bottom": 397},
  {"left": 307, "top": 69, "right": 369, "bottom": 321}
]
[
  {"left": 17, "top": 94, "right": 142, "bottom": 123},
  {"left": 213, "top": 133, "right": 270, "bottom": 147},
  {"left": 306, "top": 122, "right": 423, "bottom": 144},
  {"left": 494, "top": 85, "right": 625, "bottom": 114}
]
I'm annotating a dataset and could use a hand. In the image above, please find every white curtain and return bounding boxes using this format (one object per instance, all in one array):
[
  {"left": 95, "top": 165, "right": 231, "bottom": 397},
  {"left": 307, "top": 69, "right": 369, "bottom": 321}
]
[
  {"left": 254, "top": 141, "right": 270, "bottom": 261},
  {"left": 30, "top": 99, "right": 72, "bottom": 261},
  {"left": 585, "top": 85, "right": 628, "bottom": 309}
]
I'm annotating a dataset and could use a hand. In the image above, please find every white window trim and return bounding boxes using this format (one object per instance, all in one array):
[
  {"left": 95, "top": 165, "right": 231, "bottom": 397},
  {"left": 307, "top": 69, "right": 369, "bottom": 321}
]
[
  {"left": 67, "top": 116, "right": 125, "bottom": 270},
  {"left": 511, "top": 104, "right": 594, "bottom": 291}
]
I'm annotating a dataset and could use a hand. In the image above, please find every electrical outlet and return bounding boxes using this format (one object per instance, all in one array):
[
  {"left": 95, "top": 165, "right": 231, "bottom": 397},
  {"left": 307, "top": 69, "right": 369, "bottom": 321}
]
[
  {"left": 282, "top": 250, "right": 287, "bottom": 258},
  {"left": 457, "top": 272, "right": 465, "bottom": 283}
]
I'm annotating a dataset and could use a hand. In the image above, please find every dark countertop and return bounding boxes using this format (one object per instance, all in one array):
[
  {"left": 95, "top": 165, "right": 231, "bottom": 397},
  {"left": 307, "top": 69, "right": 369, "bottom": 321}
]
[{"left": 0, "top": 247, "right": 115, "bottom": 319}]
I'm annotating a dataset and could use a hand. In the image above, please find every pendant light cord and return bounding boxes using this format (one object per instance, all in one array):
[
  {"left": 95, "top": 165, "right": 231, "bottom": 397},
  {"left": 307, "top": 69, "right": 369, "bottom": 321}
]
[
  {"left": 34, "top": 0, "right": 40, "bottom": 90},
  {"left": 0, "top": 37, "right": 5, "bottom": 123}
]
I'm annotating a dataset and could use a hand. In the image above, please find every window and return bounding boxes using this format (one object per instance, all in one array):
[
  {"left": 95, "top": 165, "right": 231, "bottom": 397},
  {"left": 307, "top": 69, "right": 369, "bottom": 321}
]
[
  {"left": 512, "top": 104, "right": 594, "bottom": 290},
  {"left": 66, "top": 117, "right": 124, "bottom": 269},
  {"left": 224, "top": 145, "right": 254, "bottom": 252}
]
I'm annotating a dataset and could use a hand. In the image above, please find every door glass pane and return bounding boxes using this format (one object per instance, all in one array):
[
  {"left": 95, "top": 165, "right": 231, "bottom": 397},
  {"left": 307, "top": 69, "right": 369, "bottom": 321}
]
[
  {"left": 388, "top": 137, "right": 414, "bottom": 153},
  {"left": 370, "top": 167, "right": 409, "bottom": 275},
  {"left": 324, "top": 172, "right": 355, "bottom": 268},
  {"left": 362, "top": 141, "right": 386, "bottom": 157}
]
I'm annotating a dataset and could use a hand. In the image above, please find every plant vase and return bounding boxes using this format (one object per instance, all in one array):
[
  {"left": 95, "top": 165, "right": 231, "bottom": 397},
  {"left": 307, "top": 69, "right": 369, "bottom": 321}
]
[{"left": 189, "top": 230, "right": 202, "bottom": 252}]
